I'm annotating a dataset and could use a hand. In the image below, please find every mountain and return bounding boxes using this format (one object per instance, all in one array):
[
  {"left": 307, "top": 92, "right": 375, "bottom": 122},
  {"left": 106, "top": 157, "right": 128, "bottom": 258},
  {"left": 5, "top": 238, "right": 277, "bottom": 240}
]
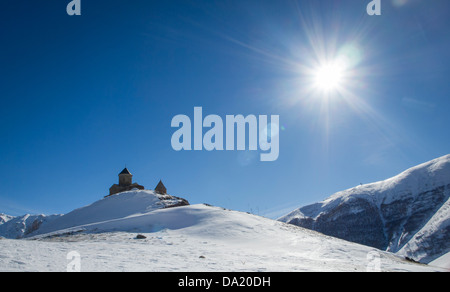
[
  {"left": 0, "top": 214, "right": 62, "bottom": 239},
  {"left": 2, "top": 204, "right": 444, "bottom": 271},
  {"left": 0, "top": 213, "right": 14, "bottom": 225},
  {"left": 278, "top": 154, "right": 450, "bottom": 264}
]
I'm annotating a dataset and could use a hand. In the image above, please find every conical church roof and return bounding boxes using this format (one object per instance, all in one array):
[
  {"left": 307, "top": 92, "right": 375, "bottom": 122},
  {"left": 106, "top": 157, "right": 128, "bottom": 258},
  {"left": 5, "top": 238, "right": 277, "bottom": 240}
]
[
  {"left": 155, "top": 180, "right": 167, "bottom": 194},
  {"left": 119, "top": 168, "right": 132, "bottom": 175}
]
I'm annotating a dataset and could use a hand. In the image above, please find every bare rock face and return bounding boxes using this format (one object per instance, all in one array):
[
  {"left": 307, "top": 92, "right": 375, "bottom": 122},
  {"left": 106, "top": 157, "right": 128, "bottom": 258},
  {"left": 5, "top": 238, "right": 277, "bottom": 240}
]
[
  {"left": 27, "top": 219, "right": 43, "bottom": 235},
  {"left": 279, "top": 155, "right": 450, "bottom": 264}
]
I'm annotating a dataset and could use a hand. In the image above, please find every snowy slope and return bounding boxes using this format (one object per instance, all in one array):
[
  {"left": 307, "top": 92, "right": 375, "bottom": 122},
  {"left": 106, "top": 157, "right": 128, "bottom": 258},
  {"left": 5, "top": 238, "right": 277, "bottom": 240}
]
[
  {"left": 279, "top": 154, "right": 450, "bottom": 263},
  {"left": 28, "top": 189, "right": 189, "bottom": 237},
  {"left": 1, "top": 204, "right": 444, "bottom": 272},
  {"left": 429, "top": 252, "right": 450, "bottom": 270}
]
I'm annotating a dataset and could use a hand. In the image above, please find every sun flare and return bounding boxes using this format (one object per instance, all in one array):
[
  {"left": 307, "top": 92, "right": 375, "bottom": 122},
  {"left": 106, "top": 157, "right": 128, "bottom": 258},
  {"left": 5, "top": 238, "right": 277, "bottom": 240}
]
[{"left": 313, "top": 60, "right": 346, "bottom": 93}]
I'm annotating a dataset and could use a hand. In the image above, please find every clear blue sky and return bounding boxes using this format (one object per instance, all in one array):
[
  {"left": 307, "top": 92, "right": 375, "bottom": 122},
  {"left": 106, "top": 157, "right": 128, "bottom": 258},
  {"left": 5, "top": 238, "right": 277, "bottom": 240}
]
[{"left": 1, "top": 0, "right": 449, "bottom": 218}]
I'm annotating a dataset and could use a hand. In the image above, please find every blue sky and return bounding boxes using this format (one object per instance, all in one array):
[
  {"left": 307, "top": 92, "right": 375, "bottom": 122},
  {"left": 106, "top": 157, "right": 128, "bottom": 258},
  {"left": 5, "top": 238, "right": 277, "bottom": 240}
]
[{"left": 1, "top": 0, "right": 450, "bottom": 218}]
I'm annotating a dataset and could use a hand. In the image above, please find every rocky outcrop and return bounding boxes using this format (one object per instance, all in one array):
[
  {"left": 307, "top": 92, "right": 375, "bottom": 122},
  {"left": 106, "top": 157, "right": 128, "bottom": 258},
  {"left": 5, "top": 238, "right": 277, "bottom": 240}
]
[{"left": 157, "top": 193, "right": 190, "bottom": 208}]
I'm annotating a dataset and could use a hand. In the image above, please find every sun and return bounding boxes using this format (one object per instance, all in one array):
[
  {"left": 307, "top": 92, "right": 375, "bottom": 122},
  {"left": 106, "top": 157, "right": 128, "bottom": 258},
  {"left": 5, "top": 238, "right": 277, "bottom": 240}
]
[{"left": 313, "top": 60, "right": 347, "bottom": 93}]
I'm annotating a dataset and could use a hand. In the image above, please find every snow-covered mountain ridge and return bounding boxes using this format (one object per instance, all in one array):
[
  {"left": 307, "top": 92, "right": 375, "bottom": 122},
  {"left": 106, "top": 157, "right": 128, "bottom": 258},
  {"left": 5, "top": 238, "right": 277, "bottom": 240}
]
[
  {"left": 0, "top": 213, "right": 63, "bottom": 239},
  {"left": 0, "top": 213, "right": 14, "bottom": 225},
  {"left": 279, "top": 154, "right": 450, "bottom": 264}
]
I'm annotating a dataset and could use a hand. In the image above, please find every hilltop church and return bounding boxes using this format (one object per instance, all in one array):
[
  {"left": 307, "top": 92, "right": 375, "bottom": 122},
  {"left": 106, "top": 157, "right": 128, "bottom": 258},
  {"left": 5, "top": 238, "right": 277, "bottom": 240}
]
[{"left": 107, "top": 168, "right": 167, "bottom": 197}]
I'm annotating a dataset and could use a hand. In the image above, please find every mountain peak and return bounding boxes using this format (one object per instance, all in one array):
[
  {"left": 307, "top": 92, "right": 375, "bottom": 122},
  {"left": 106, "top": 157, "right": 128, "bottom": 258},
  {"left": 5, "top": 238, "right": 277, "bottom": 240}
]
[{"left": 0, "top": 213, "right": 15, "bottom": 225}]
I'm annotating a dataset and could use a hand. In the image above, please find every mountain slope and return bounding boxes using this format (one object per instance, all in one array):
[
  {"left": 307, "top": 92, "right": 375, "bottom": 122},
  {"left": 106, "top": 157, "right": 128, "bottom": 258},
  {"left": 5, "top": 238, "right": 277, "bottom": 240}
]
[
  {"left": 396, "top": 195, "right": 450, "bottom": 263},
  {"left": 2, "top": 204, "right": 443, "bottom": 271},
  {"left": 278, "top": 154, "right": 450, "bottom": 263},
  {"left": 429, "top": 252, "right": 450, "bottom": 270}
]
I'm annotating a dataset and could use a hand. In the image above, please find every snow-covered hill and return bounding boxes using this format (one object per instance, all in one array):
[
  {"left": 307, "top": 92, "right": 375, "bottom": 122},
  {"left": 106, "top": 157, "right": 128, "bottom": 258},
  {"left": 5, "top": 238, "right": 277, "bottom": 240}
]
[
  {"left": 1, "top": 204, "right": 444, "bottom": 271},
  {"left": 28, "top": 189, "right": 189, "bottom": 237},
  {"left": 0, "top": 190, "right": 188, "bottom": 239},
  {"left": 279, "top": 154, "right": 450, "bottom": 264}
]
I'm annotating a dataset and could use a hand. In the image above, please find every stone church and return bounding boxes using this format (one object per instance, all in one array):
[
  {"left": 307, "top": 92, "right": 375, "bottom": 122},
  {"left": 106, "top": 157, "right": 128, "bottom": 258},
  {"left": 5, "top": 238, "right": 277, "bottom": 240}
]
[
  {"left": 107, "top": 167, "right": 168, "bottom": 197},
  {"left": 108, "top": 168, "right": 145, "bottom": 196}
]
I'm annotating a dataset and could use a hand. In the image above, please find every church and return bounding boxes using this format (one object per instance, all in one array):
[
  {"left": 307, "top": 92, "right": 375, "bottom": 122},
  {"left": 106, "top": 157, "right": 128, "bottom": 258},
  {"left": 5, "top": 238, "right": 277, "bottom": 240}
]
[{"left": 107, "top": 168, "right": 167, "bottom": 197}]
